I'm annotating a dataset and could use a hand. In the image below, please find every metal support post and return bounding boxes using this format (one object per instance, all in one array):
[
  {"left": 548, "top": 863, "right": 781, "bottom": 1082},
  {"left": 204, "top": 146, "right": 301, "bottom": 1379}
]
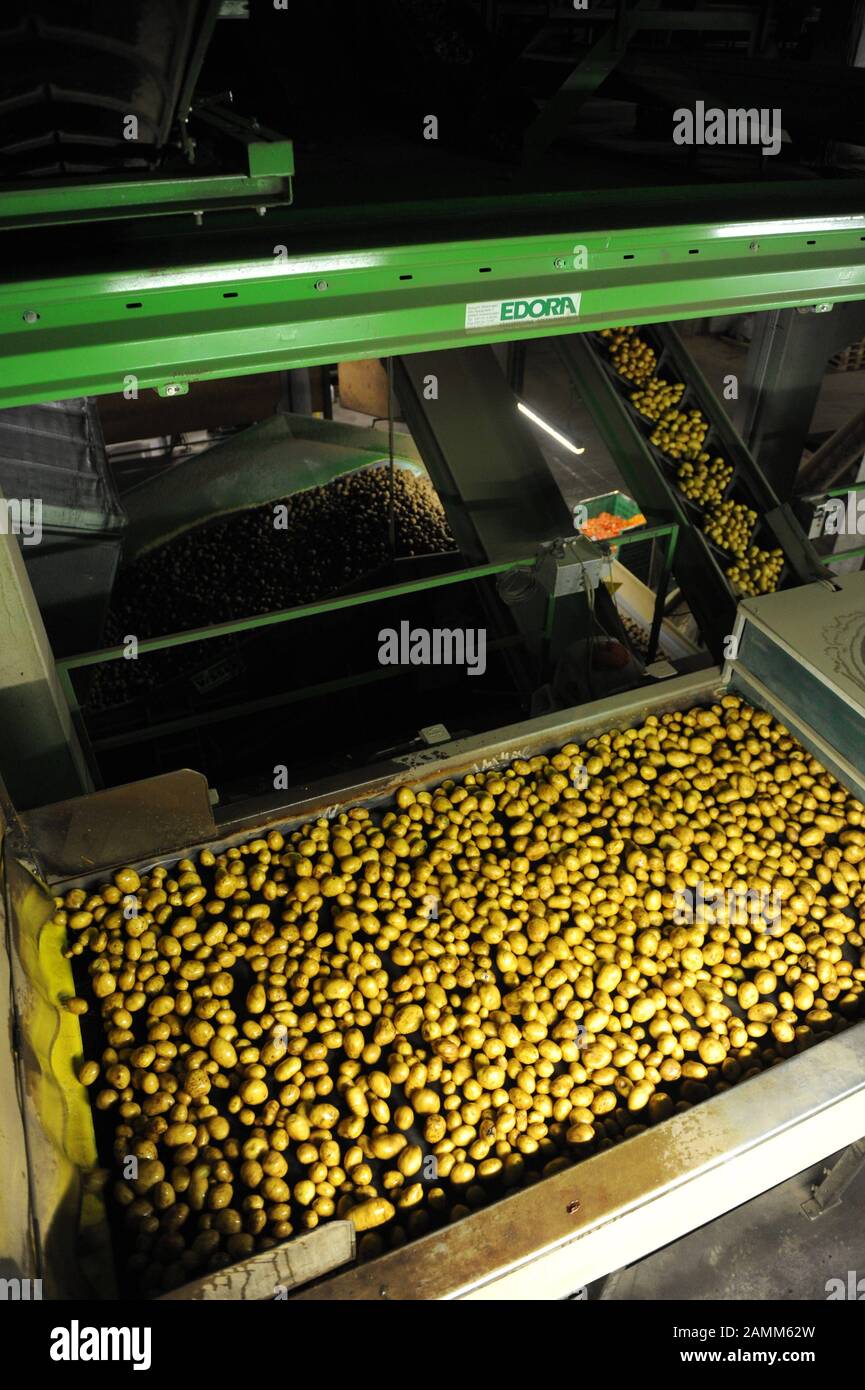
[
  {"left": 0, "top": 496, "right": 92, "bottom": 809},
  {"left": 735, "top": 302, "right": 865, "bottom": 497}
]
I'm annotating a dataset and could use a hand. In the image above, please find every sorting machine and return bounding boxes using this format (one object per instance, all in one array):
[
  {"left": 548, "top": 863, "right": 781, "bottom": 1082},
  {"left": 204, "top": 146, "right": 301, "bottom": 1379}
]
[{"left": 2, "top": 5, "right": 865, "bottom": 1302}]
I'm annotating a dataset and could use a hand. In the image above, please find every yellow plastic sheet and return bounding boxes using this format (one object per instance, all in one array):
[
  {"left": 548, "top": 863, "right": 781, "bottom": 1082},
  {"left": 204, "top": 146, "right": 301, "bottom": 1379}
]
[{"left": 6, "top": 853, "right": 115, "bottom": 1297}]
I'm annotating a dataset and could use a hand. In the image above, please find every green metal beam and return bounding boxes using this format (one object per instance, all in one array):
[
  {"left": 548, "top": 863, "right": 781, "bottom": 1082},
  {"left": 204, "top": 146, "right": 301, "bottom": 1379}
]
[
  {"left": 2, "top": 202, "right": 865, "bottom": 409},
  {"left": 87, "top": 633, "right": 533, "bottom": 753},
  {"left": 57, "top": 557, "right": 536, "bottom": 674},
  {"left": 0, "top": 142, "right": 294, "bottom": 232}
]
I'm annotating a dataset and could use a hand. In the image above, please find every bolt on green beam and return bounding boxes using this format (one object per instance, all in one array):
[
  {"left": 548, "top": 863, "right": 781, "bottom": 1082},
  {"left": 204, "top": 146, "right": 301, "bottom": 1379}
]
[{"left": 2, "top": 210, "right": 865, "bottom": 409}]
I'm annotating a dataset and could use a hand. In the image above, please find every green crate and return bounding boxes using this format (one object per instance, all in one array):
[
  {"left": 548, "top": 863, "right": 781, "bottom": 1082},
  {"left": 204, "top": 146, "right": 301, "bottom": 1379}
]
[
  {"left": 581, "top": 489, "right": 641, "bottom": 519},
  {"left": 574, "top": 489, "right": 646, "bottom": 538}
]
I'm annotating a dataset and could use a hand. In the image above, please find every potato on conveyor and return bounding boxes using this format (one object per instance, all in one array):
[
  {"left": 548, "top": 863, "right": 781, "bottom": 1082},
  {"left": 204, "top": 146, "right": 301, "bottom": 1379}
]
[{"left": 54, "top": 695, "right": 865, "bottom": 1294}]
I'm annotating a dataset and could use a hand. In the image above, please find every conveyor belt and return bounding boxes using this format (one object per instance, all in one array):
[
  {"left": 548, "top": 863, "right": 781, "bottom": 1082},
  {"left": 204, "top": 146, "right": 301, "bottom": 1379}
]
[
  {"left": 6, "top": 667, "right": 865, "bottom": 1299},
  {"left": 0, "top": 1, "right": 220, "bottom": 177},
  {"left": 555, "top": 327, "right": 824, "bottom": 657}
]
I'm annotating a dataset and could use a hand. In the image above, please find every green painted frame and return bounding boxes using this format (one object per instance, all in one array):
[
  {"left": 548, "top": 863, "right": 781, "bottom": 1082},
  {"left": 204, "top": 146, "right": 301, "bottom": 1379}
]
[
  {"left": 2, "top": 192, "right": 865, "bottom": 408},
  {"left": 56, "top": 557, "right": 538, "bottom": 777}
]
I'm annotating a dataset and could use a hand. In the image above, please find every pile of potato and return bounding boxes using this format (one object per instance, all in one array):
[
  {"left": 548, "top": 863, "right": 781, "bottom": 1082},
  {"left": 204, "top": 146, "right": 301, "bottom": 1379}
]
[
  {"left": 703, "top": 500, "right": 758, "bottom": 559},
  {"left": 58, "top": 696, "right": 864, "bottom": 1294},
  {"left": 599, "top": 326, "right": 783, "bottom": 595},
  {"left": 727, "top": 546, "right": 786, "bottom": 598},
  {"left": 602, "top": 327, "right": 708, "bottom": 461},
  {"left": 88, "top": 467, "right": 455, "bottom": 710},
  {"left": 618, "top": 613, "right": 651, "bottom": 661},
  {"left": 648, "top": 406, "right": 709, "bottom": 462},
  {"left": 676, "top": 458, "right": 733, "bottom": 508},
  {"left": 630, "top": 378, "right": 687, "bottom": 420},
  {"left": 602, "top": 325, "right": 659, "bottom": 385}
]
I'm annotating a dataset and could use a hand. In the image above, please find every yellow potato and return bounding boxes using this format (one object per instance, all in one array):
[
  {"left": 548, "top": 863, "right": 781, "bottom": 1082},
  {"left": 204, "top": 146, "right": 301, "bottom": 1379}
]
[{"left": 348, "top": 1197, "right": 395, "bottom": 1232}]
